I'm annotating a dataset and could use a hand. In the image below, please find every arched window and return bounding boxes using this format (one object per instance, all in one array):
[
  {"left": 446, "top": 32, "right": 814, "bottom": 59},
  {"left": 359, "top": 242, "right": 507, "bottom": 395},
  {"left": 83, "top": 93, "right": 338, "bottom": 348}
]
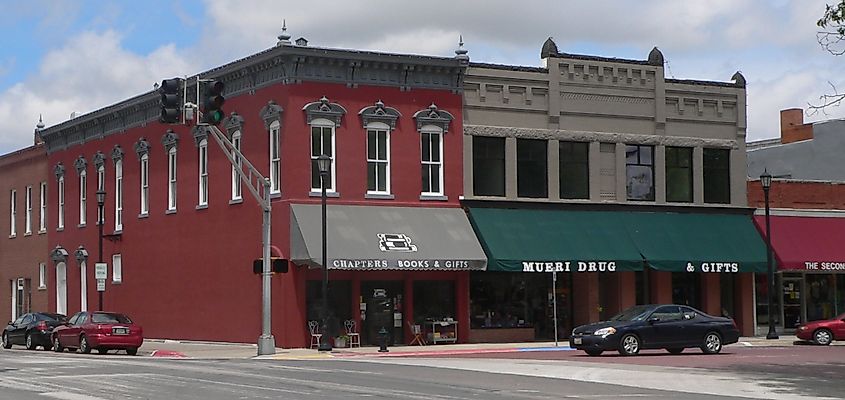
[
  {"left": 139, "top": 154, "right": 149, "bottom": 215},
  {"left": 198, "top": 139, "right": 208, "bottom": 206},
  {"left": 168, "top": 147, "right": 177, "bottom": 211},
  {"left": 232, "top": 130, "right": 243, "bottom": 201},
  {"left": 114, "top": 160, "right": 123, "bottom": 231}
]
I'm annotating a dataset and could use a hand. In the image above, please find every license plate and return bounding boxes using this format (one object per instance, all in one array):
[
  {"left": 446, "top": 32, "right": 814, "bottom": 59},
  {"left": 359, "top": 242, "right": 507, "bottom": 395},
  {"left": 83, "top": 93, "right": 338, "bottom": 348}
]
[
  {"left": 573, "top": 337, "right": 582, "bottom": 345},
  {"left": 113, "top": 327, "right": 128, "bottom": 335}
]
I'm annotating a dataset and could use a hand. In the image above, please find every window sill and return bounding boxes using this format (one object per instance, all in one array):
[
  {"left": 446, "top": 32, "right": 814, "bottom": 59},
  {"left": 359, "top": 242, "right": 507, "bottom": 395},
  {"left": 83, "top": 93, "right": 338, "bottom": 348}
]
[
  {"left": 77, "top": 223, "right": 86, "bottom": 229},
  {"left": 165, "top": 209, "right": 177, "bottom": 215},
  {"left": 56, "top": 227, "right": 64, "bottom": 232},
  {"left": 309, "top": 191, "right": 340, "bottom": 198},
  {"left": 111, "top": 280, "right": 122, "bottom": 285},
  {"left": 365, "top": 193, "right": 394, "bottom": 200},
  {"left": 38, "top": 230, "right": 47, "bottom": 235},
  {"left": 196, "top": 204, "right": 208, "bottom": 210},
  {"left": 138, "top": 213, "right": 149, "bottom": 219},
  {"left": 420, "top": 194, "right": 448, "bottom": 201},
  {"left": 8, "top": 234, "right": 15, "bottom": 239},
  {"left": 270, "top": 192, "right": 281, "bottom": 199},
  {"left": 24, "top": 232, "right": 32, "bottom": 237},
  {"left": 229, "top": 198, "right": 243, "bottom": 205},
  {"left": 37, "top": 286, "right": 46, "bottom": 291}
]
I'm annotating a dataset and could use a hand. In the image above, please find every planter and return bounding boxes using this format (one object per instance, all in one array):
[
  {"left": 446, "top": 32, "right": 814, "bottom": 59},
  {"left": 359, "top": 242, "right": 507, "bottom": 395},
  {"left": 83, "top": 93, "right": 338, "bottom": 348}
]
[{"left": 334, "top": 337, "right": 347, "bottom": 348}]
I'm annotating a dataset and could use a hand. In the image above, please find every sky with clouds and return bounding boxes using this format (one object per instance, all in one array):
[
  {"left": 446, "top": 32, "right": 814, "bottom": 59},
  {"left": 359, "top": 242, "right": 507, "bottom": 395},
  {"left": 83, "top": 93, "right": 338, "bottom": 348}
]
[{"left": 1, "top": 0, "right": 844, "bottom": 154}]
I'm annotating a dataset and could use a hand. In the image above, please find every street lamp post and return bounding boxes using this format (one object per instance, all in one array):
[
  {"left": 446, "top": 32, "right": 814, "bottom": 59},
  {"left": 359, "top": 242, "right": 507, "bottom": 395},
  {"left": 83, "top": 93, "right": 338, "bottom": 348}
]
[
  {"left": 760, "top": 170, "right": 779, "bottom": 340},
  {"left": 316, "top": 154, "right": 333, "bottom": 352},
  {"left": 96, "top": 189, "right": 106, "bottom": 311}
]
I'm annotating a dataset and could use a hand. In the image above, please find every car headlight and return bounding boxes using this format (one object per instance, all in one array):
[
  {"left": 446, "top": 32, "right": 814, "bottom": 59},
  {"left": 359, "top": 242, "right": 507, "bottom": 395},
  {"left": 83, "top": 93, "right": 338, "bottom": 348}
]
[
  {"left": 798, "top": 326, "right": 807, "bottom": 331},
  {"left": 593, "top": 327, "right": 617, "bottom": 337}
]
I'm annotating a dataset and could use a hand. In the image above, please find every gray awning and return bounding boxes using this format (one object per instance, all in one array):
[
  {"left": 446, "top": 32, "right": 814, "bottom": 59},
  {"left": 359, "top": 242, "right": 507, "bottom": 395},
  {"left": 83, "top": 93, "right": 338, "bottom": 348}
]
[{"left": 290, "top": 204, "right": 487, "bottom": 271}]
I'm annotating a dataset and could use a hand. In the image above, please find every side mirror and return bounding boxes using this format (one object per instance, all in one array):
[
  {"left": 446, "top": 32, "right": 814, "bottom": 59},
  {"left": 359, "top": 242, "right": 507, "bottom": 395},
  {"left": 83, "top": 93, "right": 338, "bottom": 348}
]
[{"left": 648, "top": 317, "right": 660, "bottom": 324}]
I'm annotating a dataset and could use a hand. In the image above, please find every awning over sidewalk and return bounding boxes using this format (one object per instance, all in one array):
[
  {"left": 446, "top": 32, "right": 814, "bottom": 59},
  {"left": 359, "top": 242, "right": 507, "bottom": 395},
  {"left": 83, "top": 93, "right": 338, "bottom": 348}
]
[
  {"left": 290, "top": 204, "right": 487, "bottom": 271},
  {"left": 753, "top": 215, "right": 845, "bottom": 272},
  {"left": 467, "top": 208, "right": 768, "bottom": 273}
]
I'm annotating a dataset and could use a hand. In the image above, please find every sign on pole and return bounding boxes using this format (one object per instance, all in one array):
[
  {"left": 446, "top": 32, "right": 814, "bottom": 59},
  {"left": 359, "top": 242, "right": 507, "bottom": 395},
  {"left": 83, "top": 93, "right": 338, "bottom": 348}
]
[
  {"left": 95, "top": 263, "right": 108, "bottom": 280},
  {"left": 96, "top": 279, "right": 105, "bottom": 292}
]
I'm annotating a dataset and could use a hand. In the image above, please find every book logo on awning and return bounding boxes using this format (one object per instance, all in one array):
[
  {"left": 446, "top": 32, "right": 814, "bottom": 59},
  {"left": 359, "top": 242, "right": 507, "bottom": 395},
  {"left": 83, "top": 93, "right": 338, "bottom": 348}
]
[{"left": 378, "top": 233, "right": 417, "bottom": 252}]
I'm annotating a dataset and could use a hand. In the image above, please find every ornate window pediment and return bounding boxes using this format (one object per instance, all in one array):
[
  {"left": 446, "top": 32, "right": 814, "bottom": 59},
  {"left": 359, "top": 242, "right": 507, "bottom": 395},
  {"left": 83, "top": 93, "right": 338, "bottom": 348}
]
[
  {"left": 92, "top": 151, "right": 105, "bottom": 169},
  {"left": 413, "top": 103, "right": 454, "bottom": 133},
  {"left": 74, "top": 155, "right": 87, "bottom": 174},
  {"left": 162, "top": 129, "right": 179, "bottom": 150},
  {"left": 74, "top": 246, "right": 89, "bottom": 263},
  {"left": 111, "top": 145, "right": 124, "bottom": 164},
  {"left": 134, "top": 138, "right": 151, "bottom": 158},
  {"left": 303, "top": 96, "right": 346, "bottom": 126},
  {"left": 223, "top": 111, "right": 246, "bottom": 136},
  {"left": 192, "top": 125, "right": 210, "bottom": 147},
  {"left": 54, "top": 163, "right": 65, "bottom": 180},
  {"left": 359, "top": 100, "right": 400, "bottom": 129},
  {"left": 259, "top": 101, "right": 284, "bottom": 129},
  {"left": 50, "top": 245, "right": 69, "bottom": 263}
]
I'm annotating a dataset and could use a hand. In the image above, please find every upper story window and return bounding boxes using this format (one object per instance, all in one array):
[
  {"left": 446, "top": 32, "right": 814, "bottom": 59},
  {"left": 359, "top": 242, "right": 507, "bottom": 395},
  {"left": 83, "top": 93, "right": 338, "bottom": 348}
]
[
  {"left": 93, "top": 151, "right": 105, "bottom": 223},
  {"left": 75, "top": 156, "right": 87, "bottom": 227},
  {"left": 366, "top": 122, "right": 391, "bottom": 194},
  {"left": 666, "top": 146, "right": 693, "bottom": 203},
  {"left": 703, "top": 148, "right": 730, "bottom": 204},
  {"left": 231, "top": 130, "right": 242, "bottom": 201},
  {"left": 517, "top": 138, "right": 548, "bottom": 198},
  {"left": 626, "top": 144, "right": 654, "bottom": 201},
  {"left": 39, "top": 263, "right": 46, "bottom": 289},
  {"left": 414, "top": 104, "right": 453, "bottom": 198},
  {"left": 269, "top": 122, "right": 281, "bottom": 194},
  {"left": 114, "top": 160, "right": 123, "bottom": 231},
  {"left": 473, "top": 136, "right": 505, "bottom": 197},
  {"left": 9, "top": 189, "right": 16, "bottom": 237},
  {"left": 304, "top": 97, "right": 345, "bottom": 194},
  {"left": 39, "top": 182, "right": 46, "bottom": 232},
  {"left": 55, "top": 163, "right": 65, "bottom": 230},
  {"left": 559, "top": 141, "right": 589, "bottom": 199},
  {"left": 135, "top": 138, "right": 151, "bottom": 216},
  {"left": 24, "top": 186, "right": 32, "bottom": 234},
  {"left": 163, "top": 129, "right": 179, "bottom": 212},
  {"left": 198, "top": 139, "right": 209, "bottom": 206}
]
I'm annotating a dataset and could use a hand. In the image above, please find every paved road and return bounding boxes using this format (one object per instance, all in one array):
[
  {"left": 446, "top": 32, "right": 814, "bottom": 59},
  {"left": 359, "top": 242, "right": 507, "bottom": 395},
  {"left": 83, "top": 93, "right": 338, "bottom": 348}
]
[{"left": 0, "top": 348, "right": 766, "bottom": 400}]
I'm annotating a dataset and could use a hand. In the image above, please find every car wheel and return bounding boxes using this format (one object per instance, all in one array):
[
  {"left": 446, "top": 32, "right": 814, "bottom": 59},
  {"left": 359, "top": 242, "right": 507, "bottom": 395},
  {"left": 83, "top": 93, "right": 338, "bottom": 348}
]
[
  {"left": 584, "top": 349, "right": 603, "bottom": 356},
  {"left": 813, "top": 329, "right": 833, "bottom": 346},
  {"left": 618, "top": 334, "right": 640, "bottom": 356},
  {"left": 79, "top": 335, "right": 91, "bottom": 354},
  {"left": 701, "top": 332, "right": 722, "bottom": 354},
  {"left": 25, "top": 334, "right": 36, "bottom": 350},
  {"left": 1, "top": 332, "right": 10, "bottom": 349},
  {"left": 97, "top": 348, "right": 108, "bottom": 355},
  {"left": 126, "top": 348, "right": 138, "bottom": 356},
  {"left": 666, "top": 348, "right": 684, "bottom": 355},
  {"left": 52, "top": 336, "right": 64, "bottom": 353}
]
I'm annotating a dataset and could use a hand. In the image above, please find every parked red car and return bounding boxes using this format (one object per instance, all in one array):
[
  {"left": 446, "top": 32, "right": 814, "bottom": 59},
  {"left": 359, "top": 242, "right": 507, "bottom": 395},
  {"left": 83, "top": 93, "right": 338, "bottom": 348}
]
[
  {"left": 52, "top": 311, "right": 143, "bottom": 355},
  {"left": 796, "top": 312, "right": 845, "bottom": 345}
]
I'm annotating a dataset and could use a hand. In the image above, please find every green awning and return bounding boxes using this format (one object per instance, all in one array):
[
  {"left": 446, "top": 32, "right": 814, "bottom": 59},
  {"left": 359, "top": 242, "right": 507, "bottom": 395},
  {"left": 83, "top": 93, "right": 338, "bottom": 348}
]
[
  {"left": 467, "top": 208, "right": 768, "bottom": 273},
  {"left": 467, "top": 208, "right": 645, "bottom": 272}
]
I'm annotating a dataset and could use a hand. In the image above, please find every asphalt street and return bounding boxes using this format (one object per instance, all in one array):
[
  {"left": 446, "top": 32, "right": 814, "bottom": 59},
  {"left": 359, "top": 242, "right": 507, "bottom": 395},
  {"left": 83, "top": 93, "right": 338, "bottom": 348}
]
[{"left": 0, "top": 343, "right": 843, "bottom": 400}]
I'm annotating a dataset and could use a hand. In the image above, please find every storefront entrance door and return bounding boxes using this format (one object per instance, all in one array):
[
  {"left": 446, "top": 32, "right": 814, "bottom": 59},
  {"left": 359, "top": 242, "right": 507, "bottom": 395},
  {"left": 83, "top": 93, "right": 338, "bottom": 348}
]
[
  {"left": 361, "top": 281, "right": 403, "bottom": 346},
  {"left": 782, "top": 278, "right": 802, "bottom": 329}
]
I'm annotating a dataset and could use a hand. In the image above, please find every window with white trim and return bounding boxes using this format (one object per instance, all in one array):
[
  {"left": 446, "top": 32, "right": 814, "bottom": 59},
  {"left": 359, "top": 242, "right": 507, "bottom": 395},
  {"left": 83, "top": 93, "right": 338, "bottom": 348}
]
[
  {"left": 140, "top": 154, "right": 149, "bottom": 215},
  {"left": 79, "top": 171, "right": 87, "bottom": 226},
  {"left": 269, "top": 122, "right": 281, "bottom": 194},
  {"left": 24, "top": 186, "right": 32, "bottom": 234},
  {"left": 96, "top": 166, "right": 104, "bottom": 222},
  {"left": 167, "top": 148, "right": 177, "bottom": 211},
  {"left": 57, "top": 177, "right": 64, "bottom": 229},
  {"left": 232, "top": 131, "right": 242, "bottom": 201},
  {"left": 420, "top": 126, "right": 444, "bottom": 195},
  {"left": 79, "top": 261, "right": 87, "bottom": 311},
  {"left": 9, "top": 189, "right": 16, "bottom": 236},
  {"left": 112, "top": 254, "right": 122, "bottom": 283},
  {"left": 366, "top": 122, "right": 390, "bottom": 194},
  {"left": 199, "top": 139, "right": 208, "bottom": 206},
  {"left": 115, "top": 160, "right": 123, "bottom": 231},
  {"left": 39, "top": 182, "right": 47, "bottom": 232},
  {"left": 38, "top": 263, "right": 46, "bottom": 289},
  {"left": 310, "top": 120, "right": 335, "bottom": 192}
]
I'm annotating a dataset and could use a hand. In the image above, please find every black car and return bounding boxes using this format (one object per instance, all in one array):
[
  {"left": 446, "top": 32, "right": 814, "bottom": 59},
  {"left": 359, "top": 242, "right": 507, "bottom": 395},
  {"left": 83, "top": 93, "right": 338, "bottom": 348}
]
[
  {"left": 2, "top": 312, "right": 67, "bottom": 350},
  {"left": 569, "top": 304, "right": 739, "bottom": 356}
]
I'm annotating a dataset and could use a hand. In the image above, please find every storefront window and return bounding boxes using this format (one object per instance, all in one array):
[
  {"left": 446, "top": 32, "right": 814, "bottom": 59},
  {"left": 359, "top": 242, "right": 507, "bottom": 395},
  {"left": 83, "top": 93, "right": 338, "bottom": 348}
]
[
  {"left": 413, "top": 281, "right": 455, "bottom": 323},
  {"left": 838, "top": 275, "right": 845, "bottom": 315},
  {"left": 671, "top": 272, "right": 701, "bottom": 309},
  {"left": 306, "top": 280, "right": 352, "bottom": 337},
  {"left": 720, "top": 273, "right": 736, "bottom": 318},
  {"left": 807, "top": 274, "right": 836, "bottom": 322}
]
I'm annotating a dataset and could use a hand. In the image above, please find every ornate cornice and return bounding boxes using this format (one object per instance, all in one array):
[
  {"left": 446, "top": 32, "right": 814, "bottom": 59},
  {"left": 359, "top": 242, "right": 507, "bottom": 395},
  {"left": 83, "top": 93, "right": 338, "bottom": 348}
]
[
  {"left": 303, "top": 96, "right": 346, "bottom": 126},
  {"left": 259, "top": 101, "right": 284, "bottom": 129},
  {"left": 413, "top": 103, "right": 454, "bottom": 133},
  {"left": 359, "top": 100, "right": 400, "bottom": 129}
]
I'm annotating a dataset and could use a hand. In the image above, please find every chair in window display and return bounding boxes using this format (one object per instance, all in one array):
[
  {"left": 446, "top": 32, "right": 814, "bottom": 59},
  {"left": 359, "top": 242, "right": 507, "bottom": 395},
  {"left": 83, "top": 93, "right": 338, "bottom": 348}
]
[
  {"left": 308, "top": 320, "right": 322, "bottom": 349},
  {"left": 407, "top": 320, "right": 426, "bottom": 346},
  {"left": 344, "top": 319, "right": 361, "bottom": 348}
]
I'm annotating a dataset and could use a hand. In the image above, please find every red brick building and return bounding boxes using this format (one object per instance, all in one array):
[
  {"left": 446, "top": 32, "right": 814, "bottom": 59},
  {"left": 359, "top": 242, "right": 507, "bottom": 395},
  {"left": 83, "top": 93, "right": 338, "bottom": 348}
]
[
  {"left": 0, "top": 141, "right": 49, "bottom": 325},
  {"left": 37, "top": 39, "right": 483, "bottom": 348}
]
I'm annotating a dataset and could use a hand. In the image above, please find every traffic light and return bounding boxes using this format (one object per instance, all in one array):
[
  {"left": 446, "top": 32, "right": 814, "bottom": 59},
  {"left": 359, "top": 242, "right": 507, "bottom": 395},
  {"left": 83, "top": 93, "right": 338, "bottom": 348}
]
[
  {"left": 201, "top": 79, "right": 225, "bottom": 125},
  {"left": 253, "top": 258, "right": 288, "bottom": 274},
  {"left": 158, "top": 78, "right": 182, "bottom": 124}
]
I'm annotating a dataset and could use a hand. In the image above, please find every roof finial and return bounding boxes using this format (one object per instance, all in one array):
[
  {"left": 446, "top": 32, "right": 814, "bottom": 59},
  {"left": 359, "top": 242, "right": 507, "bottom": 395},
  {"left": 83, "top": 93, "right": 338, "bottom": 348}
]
[
  {"left": 277, "top": 19, "right": 291, "bottom": 46},
  {"left": 36, "top": 114, "right": 45, "bottom": 130},
  {"left": 455, "top": 35, "right": 469, "bottom": 63}
]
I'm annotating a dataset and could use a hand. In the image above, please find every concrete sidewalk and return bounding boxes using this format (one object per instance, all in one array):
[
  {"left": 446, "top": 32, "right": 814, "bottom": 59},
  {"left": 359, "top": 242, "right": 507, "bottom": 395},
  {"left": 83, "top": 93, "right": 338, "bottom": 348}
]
[{"left": 137, "top": 335, "right": 837, "bottom": 359}]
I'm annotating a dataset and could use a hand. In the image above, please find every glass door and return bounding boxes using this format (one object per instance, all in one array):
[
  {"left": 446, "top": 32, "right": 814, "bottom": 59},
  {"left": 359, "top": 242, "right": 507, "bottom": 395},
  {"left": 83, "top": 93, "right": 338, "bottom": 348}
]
[{"left": 782, "top": 277, "right": 803, "bottom": 329}]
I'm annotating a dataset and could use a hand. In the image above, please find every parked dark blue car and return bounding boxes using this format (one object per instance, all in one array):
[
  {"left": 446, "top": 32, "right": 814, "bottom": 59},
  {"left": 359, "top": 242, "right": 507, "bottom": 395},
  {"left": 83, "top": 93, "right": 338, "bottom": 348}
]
[
  {"left": 2, "top": 312, "right": 67, "bottom": 350},
  {"left": 569, "top": 304, "right": 739, "bottom": 356}
]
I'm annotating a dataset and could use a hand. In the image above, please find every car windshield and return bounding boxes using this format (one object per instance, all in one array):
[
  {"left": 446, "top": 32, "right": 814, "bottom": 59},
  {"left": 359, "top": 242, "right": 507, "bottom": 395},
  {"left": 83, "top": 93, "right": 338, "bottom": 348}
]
[
  {"left": 91, "top": 313, "right": 132, "bottom": 324},
  {"left": 37, "top": 313, "right": 67, "bottom": 322},
  {"left": 610, "top": 305, "right": 654, "bottom": 321}
]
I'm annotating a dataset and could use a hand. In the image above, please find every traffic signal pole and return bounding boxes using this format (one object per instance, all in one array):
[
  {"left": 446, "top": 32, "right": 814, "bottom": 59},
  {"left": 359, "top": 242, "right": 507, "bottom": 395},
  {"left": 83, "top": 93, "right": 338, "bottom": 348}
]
[{"left": 205, "top": 124, "right": 275, "bottom": 356}]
